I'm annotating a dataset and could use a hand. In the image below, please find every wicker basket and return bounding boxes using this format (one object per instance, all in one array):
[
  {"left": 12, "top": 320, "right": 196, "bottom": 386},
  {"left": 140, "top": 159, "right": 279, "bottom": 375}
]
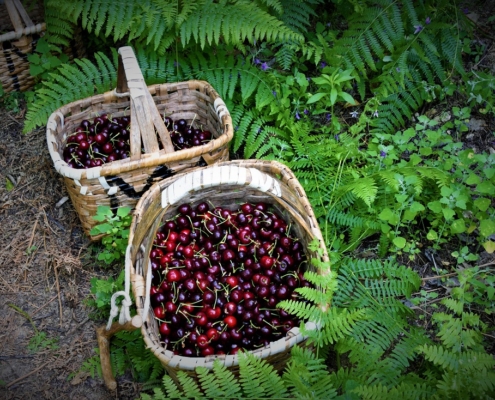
[
  {"left": 127, "top": 159, "right": 329, "bottom": 383},
  {"left": 0, "top": 0, "right": 85, "bottom": 93},
  {"left": 46, "top": 46, "right": 233, "bottom": 239}
]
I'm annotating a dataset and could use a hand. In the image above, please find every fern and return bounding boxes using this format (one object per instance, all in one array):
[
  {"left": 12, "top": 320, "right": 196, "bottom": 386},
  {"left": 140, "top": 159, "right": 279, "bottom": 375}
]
[
  {"left": 284, "top": 346, "right": 338, "bottom": 399},
  {"left": 147, "top": 355, "right": 289, "bottom": 399},
  {"left": 50, "top": 0, "right": 303, "bottom": 55},
  {"left": 323, "top": 0, "right": 467, "bottom": 134},
  {"left": 24, "top": 51, "right": 118, "bottom": 133}
]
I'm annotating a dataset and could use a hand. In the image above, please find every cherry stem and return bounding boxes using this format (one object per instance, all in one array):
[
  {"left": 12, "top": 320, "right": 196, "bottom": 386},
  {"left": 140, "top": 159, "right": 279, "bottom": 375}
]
[{"left": 189, "top": 113, "right": 197, "bottom": 130}]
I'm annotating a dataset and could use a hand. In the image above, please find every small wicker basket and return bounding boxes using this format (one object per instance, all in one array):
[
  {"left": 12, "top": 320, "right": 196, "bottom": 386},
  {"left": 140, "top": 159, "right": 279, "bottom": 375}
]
[
  {"left": 0, "top": 0, "right": 85, "bottom": 93},
  {"left": 46, "top": 46, "right": 233, "bottom": 239},
  {"left": 127, "top": 159, "right": 328, "bottom": 383}
]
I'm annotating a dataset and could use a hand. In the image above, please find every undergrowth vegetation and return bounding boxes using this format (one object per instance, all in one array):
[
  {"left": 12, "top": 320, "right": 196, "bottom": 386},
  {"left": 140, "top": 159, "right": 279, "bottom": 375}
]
[{"left": 8, "top": 0, "right": 495, "bottom": 398}]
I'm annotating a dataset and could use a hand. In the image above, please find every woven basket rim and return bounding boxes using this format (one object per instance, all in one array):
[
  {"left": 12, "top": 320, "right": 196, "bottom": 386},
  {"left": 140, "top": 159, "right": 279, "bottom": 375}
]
[
  {"left": 128, "top": 160, "right": 328, "bottom": 370},
  {"left": 46, "top": 79, "right": 233, "bottom": 180}
]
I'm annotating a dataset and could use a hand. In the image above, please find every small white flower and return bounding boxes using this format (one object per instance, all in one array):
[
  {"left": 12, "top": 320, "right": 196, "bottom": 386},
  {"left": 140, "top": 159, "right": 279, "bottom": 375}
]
[
  {"left": 373, "top": 110, "right": 379, "bottom": 118},
  {"left": 350, "top": 110, "right": 359, "bottom": 118}
]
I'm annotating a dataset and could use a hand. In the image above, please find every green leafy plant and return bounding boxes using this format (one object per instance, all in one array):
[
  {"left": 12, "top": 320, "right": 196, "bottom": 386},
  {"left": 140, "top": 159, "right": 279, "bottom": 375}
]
[
  {"left": 0, "top": 91, "right": 25, "bottom": 114},
  {"left": 28, "top": 331, "right": 59, "bottom": 353},
  {"left": 89, "top": 205, "right": 133, "bottom": 265},
  {"left": 307, "top": 67, "right": 358, "bottom": 132},
  {"left": 27, "top": 38, "right": 69, "bottom": 81},
  {"left": 80, "top": 270, "right": 164, "bottom": 383}
]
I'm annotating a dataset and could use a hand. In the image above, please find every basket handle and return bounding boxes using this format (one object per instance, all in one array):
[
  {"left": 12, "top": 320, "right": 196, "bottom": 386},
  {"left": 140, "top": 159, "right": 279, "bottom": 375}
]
[
  {"left": 5, "top": 0, "right": 34, "bottom": 30},
  {"left": 116, "top": 46, "right": 175, "bottom": 160}
]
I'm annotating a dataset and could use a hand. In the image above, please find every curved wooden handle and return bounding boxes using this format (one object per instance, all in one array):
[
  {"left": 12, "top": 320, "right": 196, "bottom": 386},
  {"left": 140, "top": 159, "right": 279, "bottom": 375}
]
[
  {"left": 96, "top": 315, "right": 142, "bottom": 391},
  {"left": 116, "top": 46, "right": 175, "bottom": 159}
]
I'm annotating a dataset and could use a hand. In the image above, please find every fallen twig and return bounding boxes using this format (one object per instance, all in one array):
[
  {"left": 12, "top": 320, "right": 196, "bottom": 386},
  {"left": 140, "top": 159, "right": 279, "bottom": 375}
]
[
  {"left": 66, "top": 317, "right": 90, "bottom": 337},
  {"left": 6, "top": 360, "right": 51, "bottom": 388},
  {"left": 54, "top": 266, "right": 63, "bottom": 327},
  {"left": 421, "top": 272, "right": 458, "bottom": 281},
  {"left": 30, "top": 294, "right": 58, "bottom": 317}
]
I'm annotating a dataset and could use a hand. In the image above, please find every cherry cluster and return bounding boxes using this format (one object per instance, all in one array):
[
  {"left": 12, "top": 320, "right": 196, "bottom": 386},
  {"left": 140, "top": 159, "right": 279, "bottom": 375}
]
[
  {"left": 63, "top": 115, "right": 212, "bottom": 169},
  {"left": 164, "top": 117, "right": 212, "bottom": 151},
  {"left": 149, "top": 201, "right": 312, "bottom": 357}
]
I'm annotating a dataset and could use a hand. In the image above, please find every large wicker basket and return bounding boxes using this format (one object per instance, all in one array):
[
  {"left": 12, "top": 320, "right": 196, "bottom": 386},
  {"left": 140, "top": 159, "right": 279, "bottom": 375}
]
[
  {"left": 46, "top": 46, "right": 233, "bottom": 239},
  {"left": 0, "top": 0, "right": 85, "bottom": 93},
  {"left": 127, "top": 159, "right": 329, "bottom": 383}
]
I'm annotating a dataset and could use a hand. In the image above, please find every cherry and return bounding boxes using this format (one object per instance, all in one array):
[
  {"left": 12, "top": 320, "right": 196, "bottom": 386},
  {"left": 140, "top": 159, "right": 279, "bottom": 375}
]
[
  {"left": 164, "top": 301, "right": 177, "bottom": 313},
  {"left": 153, "top": 306, "right": 165, "bottom": 320},
  {"left": 196, "top": 334, "right": 209, "bottom": 349},
  {"left": 159, "top": 322, "right": 171, "bottom": 336},
  {"left": 166, "top": 269, "right": 181, "bottom": 283},
  {"left": 196, "top": 312, "right": 208, "bottom": 326},
  {"left": 260, "top": 255, "right": 275, "bottom": 269},
  {"left": 206, "top": 306, "right": 221, "bottom": 320},
  {"left": 201, "top": 346, "right": 215, "bottom": 356},
  {"left": 224, "top": 301, "right": 237, "bottom": 315},
  {"left": 148, "top": 200, "right": 312, "bottom": 356},
  {"left": 196, "top": 202, "right": 209, "bottom": 214}
]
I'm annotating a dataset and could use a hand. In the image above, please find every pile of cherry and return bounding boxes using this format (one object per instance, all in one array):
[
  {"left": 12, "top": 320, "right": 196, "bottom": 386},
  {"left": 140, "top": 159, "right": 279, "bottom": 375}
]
[
  {"left": 63, "top": 114, "right": 212, "bottom": 169},
  {"left": 149, "top": 201, "right": 312, "bottom": 357}
]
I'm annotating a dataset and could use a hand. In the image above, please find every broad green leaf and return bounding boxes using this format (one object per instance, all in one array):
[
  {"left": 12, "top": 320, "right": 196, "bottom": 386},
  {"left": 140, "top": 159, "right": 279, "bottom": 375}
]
[
  {"left": 409, "top": 154, "right": 422, "bottom": 165},
  {"left": 378, "top": 208, "right": 394, "bottom": 221},
  {"left": 442, "top": 208, "right": 455, "bottom": 220},
  {"left": 455, "top": 198, "right": 467, "bottom": 209},
  {"left": 474, "top": 197, "right": 491, "bottom": 211},
  {"left": 450, "top": 219, "right": 466, "bottom": 234},
  {"left": 410, "top": 202, "right": 425, "bottom": 212},
  {"left": 91, "top": 222, "right": 113, "bottom": 234},
  {"left": 307, "top": 92, "right": 326, "bottom": 104},
  {"left": 381, "top": 223, "right": 391, "bottom": 233},
  {"left": 27, "top": 53, "right": 40, "bottom": 63},
  {"left": 393, "top": 237, "right": 406, "bottom": 248},
  {"left": 5, "top": 178, "right": 14, "bottom": 191},
  {"left": 402, "top": 209, "right": 417, "bottom": 221},
  {"left": 476, "top": 181, "right": 495, "bottom": 195},
  {"left": 428, "top": 201, "right": 443, "bottom": 213},
  {"left": 465, "top": 173, "right": 481, "bottom": 185},
  {"left": 420, "top": 147, "right": 432, "bottom": 156},
  {"left": 440, "top": 186, "right": 453, "bottom": 197},
  {"left": 330, "top": 87, "right": 338, "bottom": 106},
  {"left": 427, "top": 230, "right": 438, "bottom": 240},
  {"left": 36, "top": 38, "right": 50, "bottom": 53},
  {"left": 479, "top": 220, "right": 495, "bottom": 237},
  {"left": 395, "top": 194, "right": 408, "bottom": 203},
  {"left": 334, "top": 70, "right": 355, "bottom": 83},
  {"left": 29, "top": 64, "right": 44, "bottom": 76},
  {"left": 311, "top": 77, "right": 328, "bottom": 85},
  {"left": 484, "top": 168, "right": 495, "bottom": 179},
  {"left": 482, "top": 240, "right": 495, "bottom": 254},
  {"left": 339, "top": 91, "right": 356, "bottom": 105},
  {"left": 117, "top": 206, "right": 131, "bottom": 218}
]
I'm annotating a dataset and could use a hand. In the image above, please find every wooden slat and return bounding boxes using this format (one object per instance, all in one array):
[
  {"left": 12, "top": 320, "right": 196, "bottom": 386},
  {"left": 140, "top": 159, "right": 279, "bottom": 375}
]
[
  {"left": 4, "top": 0, "right": 23, "bottom": 31},
  {"left": 13, "top": 0, "right": 34, "bottom": 27}
]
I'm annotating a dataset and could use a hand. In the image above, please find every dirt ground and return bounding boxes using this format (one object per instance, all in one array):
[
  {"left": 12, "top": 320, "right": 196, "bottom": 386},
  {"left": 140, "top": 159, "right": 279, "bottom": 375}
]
[
  {"left": 1, "top": 4, "right": 495, "bottom": 399},
  {"left": 0, "top": 118, "right": 141, "bottom": 399}
]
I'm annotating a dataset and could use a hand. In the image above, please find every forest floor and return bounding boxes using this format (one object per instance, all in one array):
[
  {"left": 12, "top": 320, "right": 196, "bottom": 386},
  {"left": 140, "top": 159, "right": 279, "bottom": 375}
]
[{"left": 1, "top": 5, "right": 495, "bottom": 400}]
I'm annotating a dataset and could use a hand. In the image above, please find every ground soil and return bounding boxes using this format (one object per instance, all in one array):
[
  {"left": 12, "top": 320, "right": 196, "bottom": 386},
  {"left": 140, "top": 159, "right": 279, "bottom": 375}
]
[
  {"left": 1, "top": 4, "right": 495, "bottom": 399},
  {"left": 0, "top": 119, "right": 140, "bottom": 399}
]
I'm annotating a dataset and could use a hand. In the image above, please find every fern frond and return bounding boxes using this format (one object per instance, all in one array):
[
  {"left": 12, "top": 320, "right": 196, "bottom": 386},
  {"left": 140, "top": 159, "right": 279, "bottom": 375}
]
[
  {"left": 238, "top": 352, "right": 289, "bottom": 398},
  {"left": 176, "top": 371, "right": 203, "bottom": 398},
  {"left": 283, "top": 346, "right": 338, "bottom": 399},
  {"left": 24, "top": 51, "right": 118, "bottom": 133},
  {"left": 161, "top": 374, "right": 184, "bottom": 399}
]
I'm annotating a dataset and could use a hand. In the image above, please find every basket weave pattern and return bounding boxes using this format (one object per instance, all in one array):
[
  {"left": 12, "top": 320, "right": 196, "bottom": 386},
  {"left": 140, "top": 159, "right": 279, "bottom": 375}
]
[
  {"left": 127, "top": 160, "right": 329, "bottom": 382},
  {"left": 46, "top": 47, "right": 233, "bottom": 239},
  {"left": 0, "top": 0, "right": 85, "bottom": 93}
]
